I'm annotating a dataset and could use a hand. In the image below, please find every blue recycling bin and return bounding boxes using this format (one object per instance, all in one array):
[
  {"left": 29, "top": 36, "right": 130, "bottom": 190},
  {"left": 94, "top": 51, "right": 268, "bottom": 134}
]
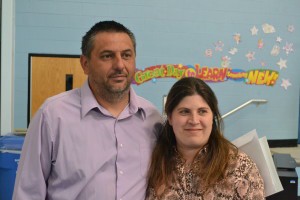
[{"left": 0, "top": 135, "right": 25, "bottom": 200}]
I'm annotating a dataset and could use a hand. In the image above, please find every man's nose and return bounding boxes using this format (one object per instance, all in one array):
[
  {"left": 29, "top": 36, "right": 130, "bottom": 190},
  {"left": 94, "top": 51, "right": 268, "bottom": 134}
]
[{"left": 113, "top": 54, "right": 125, "bottom": 71}]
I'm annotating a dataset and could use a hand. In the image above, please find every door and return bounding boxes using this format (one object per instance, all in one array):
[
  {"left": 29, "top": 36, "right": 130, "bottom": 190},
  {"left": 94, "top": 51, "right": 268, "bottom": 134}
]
[{"left": 28, "top": 54, "right": 86, "bottom": 124}]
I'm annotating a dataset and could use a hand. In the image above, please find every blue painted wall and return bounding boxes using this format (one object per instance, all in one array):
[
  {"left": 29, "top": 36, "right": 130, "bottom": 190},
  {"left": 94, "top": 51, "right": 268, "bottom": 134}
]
[{"left": 14, "top": 0, "right": 300, "bottom": 141}]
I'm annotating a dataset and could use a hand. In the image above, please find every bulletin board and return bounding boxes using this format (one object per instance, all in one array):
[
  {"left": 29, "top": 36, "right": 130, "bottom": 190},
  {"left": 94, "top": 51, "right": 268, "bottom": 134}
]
[{"left": 28, "top": 54, "right": 86, "bottom": 125}]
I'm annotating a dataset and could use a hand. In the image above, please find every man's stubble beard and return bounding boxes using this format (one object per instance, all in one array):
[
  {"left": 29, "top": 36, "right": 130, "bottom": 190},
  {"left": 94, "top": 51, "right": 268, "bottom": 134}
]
[{"left": 94, "top": 78, "right": 131, "bottom": 103}]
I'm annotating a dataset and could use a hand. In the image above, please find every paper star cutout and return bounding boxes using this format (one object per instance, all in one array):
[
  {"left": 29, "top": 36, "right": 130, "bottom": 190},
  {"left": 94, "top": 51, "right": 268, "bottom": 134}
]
[
  {"left": 228, "top": 48, "right": 238, "bottom": 55},
  {"left": 205, "top": 49, "right": 213, "bottom": 57},
  {"left": 233, "top": 33, "right": 241, "bottom": 44},
  {"left": 282, "top": 42, "right": 294, "bottom": 55},
  {"left": 262, "top": 23, "right": 276, "bottom": 33},
  {"left": 245, "top": 51, "right": 255, "bottom": 62},
  {"left": 221, "top": 55, "right": 231, "bottom": 62},
  {"left": 276, "top": 36, "right": 282, "bottom": 43},
  {"left": 288, "top": 25, "right": 295, "bottom": 32},
  {"left": 270, "top": 45, "right": 280, "bottom": 56},
  {"left": 257, "top": 39, "right": 264, "bottom": 49},
  {"left": 276, "top": 58, "right": 287, "bottom": 70},
  {"left": 260, "top": 61, "right": 266, "bottom": 67},
  {"left": 281, "top": 79, "right": 292, "bottom": 90},
  {"left": 250, "top": 26, "right": 258, "bottom": 35},
  {"left": 221, "top": 56, "right": 231, "bottom": 68},
  {"left": 214, "top": 41, "right": 224, "bottom": 52}
]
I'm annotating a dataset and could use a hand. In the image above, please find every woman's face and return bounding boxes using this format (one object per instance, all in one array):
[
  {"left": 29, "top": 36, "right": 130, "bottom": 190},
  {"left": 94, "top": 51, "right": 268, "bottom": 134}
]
[{"left": 168, "top": 94, "right": 213, "bottom": 153}]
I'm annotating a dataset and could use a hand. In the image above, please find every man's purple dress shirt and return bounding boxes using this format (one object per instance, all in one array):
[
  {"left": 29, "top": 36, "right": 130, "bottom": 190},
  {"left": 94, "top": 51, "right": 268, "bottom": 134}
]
[{"left": 13, "top": 81, "right": 162, "bottom": 200}]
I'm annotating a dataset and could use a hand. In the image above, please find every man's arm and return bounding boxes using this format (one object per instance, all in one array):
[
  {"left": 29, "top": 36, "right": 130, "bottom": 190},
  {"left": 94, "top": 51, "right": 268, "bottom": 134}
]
[{"left": 13, "top": 109, "right": 52, "bottom": 200}]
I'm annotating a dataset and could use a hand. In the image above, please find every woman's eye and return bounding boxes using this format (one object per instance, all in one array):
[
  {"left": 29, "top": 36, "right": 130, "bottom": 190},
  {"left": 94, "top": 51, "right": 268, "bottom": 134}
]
[
  {"left": 179, "top": 109, "right": 189, "bottom": 115},
  {"left": 199, "top": 109, "right": 208, "bottom": 115}
]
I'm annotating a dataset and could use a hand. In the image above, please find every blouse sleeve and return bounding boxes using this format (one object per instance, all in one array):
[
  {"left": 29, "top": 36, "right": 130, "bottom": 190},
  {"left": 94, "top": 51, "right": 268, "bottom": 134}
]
[{"left": 234, "top": 152, "right": 265, "bottom": 200}]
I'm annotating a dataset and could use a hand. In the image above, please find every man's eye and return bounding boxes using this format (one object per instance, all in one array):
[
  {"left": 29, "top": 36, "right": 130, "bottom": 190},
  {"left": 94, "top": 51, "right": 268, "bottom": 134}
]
[
  {"left": 122, "top": 53, "right": 132, "bottom": 59},
  {"left": 101, "top": 54, "right": 112, "bottom": 60}
]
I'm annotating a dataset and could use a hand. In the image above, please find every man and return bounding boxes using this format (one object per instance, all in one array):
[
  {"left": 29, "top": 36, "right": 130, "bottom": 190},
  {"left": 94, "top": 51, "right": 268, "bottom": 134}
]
[{"left": 13, "top": 21, "right": 162, "bottom": 200}]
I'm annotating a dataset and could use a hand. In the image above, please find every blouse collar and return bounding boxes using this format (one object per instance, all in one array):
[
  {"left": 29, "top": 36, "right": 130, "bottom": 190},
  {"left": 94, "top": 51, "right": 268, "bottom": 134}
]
[{"left": 174, "top": 145, "right": 208, "bottom": 170}]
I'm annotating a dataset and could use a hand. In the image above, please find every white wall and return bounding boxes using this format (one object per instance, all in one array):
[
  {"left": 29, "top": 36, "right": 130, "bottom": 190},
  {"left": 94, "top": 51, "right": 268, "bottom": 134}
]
[{"left": 1, "top": 0, "right": 14, "bottom": 135}]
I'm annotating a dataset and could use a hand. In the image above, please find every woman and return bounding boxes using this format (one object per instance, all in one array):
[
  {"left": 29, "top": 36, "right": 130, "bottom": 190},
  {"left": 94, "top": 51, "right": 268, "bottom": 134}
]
[{"left": 146, "top": 77, "right": 265, "bottom": 200}]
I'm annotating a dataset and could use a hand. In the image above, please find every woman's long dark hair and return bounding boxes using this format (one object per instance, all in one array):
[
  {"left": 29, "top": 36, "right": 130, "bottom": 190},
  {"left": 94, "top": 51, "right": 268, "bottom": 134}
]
[{"left": 147, "top": 77, "right": 237, "bottom": 195}]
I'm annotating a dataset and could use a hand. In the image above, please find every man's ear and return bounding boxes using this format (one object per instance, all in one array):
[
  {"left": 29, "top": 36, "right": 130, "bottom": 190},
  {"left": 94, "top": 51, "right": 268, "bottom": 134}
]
[{"left": 80, "top": 55, "right": 89, "bottom": 75}]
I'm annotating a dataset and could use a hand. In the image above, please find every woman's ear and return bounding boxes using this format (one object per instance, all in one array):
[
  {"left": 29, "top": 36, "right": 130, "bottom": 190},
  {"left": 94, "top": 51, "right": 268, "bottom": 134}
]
[{"left": 214, "top": 116, "right": 218, "bottom": 123}]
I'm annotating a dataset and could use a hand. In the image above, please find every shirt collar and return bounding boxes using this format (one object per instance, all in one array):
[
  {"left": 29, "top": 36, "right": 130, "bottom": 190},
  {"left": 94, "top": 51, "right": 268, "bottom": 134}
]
[
  {"left": 80, "top": 80, "right": 145, "bottom": 119},
  {"left": 128, "top": 87, "right": 146, "bottom": 119},
  {"left": 80, "top": 81, "right": 99, "bottom": 118},
  {"left": 174, "top": 145, "right": 208, "bottom": 167}
]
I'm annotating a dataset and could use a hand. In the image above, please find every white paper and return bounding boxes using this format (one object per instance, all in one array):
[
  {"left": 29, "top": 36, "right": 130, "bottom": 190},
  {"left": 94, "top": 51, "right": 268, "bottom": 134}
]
[
  {"left": 259, "top": 136, "right": 283, "bottom": 193},
  {"left": 231, "top": 129, "right": 283, "bottom": 197}
]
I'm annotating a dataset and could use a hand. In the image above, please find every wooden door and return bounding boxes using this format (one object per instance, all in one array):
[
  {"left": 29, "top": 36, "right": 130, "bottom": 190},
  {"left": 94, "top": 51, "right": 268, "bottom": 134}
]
[{"left": 29, "top": 54, "right": 87, "bottom": 123}]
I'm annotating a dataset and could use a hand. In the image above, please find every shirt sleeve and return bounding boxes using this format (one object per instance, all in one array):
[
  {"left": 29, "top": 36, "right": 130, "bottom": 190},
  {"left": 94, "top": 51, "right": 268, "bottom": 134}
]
[
  {"left": 13, "top": 108, "right": 53, "bottom": 200},
  {"left": 234, "top": 152, "right": 265, "bottom": 200}
]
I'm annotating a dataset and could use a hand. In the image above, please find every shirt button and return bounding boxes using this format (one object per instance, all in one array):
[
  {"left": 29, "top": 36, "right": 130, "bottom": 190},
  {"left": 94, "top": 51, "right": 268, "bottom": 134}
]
[
  {"left": 119, "top": 170, "right": 123, "bottom": 175},
  {"left": 120, "top": 144, "right": 123, "bottom": 148}
]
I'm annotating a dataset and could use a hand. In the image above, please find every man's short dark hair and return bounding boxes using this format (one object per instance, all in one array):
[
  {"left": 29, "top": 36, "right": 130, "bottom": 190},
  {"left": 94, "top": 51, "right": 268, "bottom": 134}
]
[{"left": 81, "top": 20, "right": 136, "bottom": 58}]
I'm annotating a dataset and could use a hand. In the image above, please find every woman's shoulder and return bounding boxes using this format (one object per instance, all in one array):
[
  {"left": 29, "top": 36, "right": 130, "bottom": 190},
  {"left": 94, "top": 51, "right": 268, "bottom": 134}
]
[
  {"left": 224, "top": 149, "right": 265, "bottom": 199},
  {"left": 227, "top": 149, "right": 261, "bottom": 176},
  {"left": 229, "top": 149, "right": 254, "bottom": 164}
]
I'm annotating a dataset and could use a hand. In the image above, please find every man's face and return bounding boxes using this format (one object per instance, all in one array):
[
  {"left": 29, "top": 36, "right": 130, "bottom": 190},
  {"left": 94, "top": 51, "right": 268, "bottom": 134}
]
[{"left": 81, "top": 32, "right": 136, "bottom": 96}]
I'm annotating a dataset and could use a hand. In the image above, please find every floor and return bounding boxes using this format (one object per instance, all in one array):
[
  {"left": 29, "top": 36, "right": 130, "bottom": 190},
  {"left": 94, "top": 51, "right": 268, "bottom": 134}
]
[{"left": 270, "top": 145, "right": 300, "bottom": 197}]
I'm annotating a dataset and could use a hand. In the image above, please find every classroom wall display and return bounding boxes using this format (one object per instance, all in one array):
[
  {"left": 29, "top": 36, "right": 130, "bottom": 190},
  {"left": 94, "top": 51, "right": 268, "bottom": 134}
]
[
  {"left": 133, "top": 22, "right": 294, "bottom": 91},
  {"left": 133, "top": 64, "right": 279, "bottom": 86}
]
